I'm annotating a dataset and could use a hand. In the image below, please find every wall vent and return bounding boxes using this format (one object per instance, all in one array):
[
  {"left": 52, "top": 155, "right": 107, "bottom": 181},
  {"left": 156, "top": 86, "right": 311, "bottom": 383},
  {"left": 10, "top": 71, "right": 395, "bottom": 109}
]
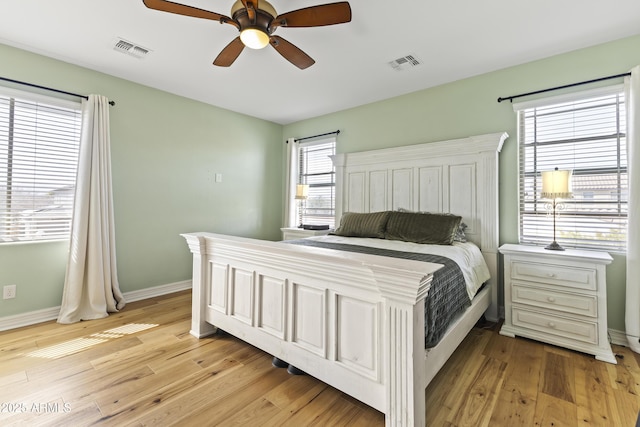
[
  {"left": 113, "top": 38, "right": 151, "bottom": 59},
  {"left": 388, "top": 54, "right": 422, "bottom": 71}
]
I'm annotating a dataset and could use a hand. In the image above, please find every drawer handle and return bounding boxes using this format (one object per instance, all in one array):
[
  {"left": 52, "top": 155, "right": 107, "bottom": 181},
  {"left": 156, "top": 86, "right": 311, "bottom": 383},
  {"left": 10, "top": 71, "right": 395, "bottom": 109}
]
[
  {"left": 547, "top": 296, "right": 556, "bottom": 303},
  {"left": 548, "top": 322, "right": 556, "bottom": 328}
]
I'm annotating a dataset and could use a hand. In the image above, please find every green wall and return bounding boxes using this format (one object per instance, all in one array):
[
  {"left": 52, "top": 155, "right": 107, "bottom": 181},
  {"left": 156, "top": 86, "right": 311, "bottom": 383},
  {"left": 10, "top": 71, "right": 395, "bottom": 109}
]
[
  {"left": 283, "top": 34, "right": 640, "bottom": 332},
  {"left": 0, "top": 43, "right": 284, "bottom": 317}
]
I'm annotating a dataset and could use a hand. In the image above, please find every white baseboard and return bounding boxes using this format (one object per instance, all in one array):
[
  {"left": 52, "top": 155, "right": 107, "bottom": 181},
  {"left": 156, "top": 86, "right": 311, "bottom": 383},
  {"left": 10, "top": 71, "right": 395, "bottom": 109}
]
[
  {"left": 0, "top": 280, "right": 192, "bottom": 332},
  {"left": 123, "top": 280, "right": 192, "bottom": 303},
  {"left": 0, "top": 306, "right": 61, "bottom": 333},
  {"left": 608, "top": 328, "right": 629, "bottom": 347}
]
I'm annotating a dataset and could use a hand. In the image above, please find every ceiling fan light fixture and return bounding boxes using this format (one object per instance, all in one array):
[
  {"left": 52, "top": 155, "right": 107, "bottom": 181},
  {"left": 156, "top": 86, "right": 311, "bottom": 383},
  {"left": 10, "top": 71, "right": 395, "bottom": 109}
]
[{"left": 240, "top": 28, "right": 270, "bottom": 49}]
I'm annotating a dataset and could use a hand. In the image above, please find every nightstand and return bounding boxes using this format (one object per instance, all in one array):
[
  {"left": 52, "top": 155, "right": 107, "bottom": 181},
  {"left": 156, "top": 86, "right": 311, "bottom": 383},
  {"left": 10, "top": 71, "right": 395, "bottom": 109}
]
[
  {"left": 499, "top": 244, "right": 615, "bottom": 364},
  {"left": 280, "top": 227, "right": 331, "bottom": 241}
]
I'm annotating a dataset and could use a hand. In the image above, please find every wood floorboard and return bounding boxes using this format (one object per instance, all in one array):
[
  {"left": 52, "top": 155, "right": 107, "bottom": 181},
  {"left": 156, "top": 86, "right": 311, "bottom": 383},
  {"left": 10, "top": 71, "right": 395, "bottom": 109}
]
[
  {"left": 574, "top": 354, "right": 616, "bottom": 426},
  {"left": 541, "top": 351, "right": 576, "bottom": 404},
  {"left": 534, "top": 392, "right": 579, "bottom": 427},
  {"left": 447, "top": 356, "right": 506, "bottom": 427},
  {"left": 426, "top": 329, "right": 492, "bottom": 426},
  {"left": 1, "top": 289, "right": 639, "bottom": 426},
  {"left": 488, "top": 337, "right": 542, "bottom": 426}
]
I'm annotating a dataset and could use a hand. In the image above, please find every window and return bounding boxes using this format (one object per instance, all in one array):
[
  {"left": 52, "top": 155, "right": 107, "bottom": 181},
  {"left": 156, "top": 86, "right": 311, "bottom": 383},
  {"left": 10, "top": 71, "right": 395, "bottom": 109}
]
[
  {"left": 297, "top": 138, "right": 336, "bottom": 228},
  {"left": 0, "top": 88, "right": 82, "bottom": 242},
  {"left": 517, "top": 86, "right": 627, "bottom": 252}
]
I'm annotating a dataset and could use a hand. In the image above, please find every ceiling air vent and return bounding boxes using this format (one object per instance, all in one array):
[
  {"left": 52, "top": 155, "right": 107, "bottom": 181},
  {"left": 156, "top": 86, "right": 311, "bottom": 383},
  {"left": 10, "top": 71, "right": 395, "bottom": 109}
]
[
  {"left": 388, "top": 54, "right": 422, "bottom": 71},
  {"left": 113, "top": 38, "right": 151, "bottom": 59}
]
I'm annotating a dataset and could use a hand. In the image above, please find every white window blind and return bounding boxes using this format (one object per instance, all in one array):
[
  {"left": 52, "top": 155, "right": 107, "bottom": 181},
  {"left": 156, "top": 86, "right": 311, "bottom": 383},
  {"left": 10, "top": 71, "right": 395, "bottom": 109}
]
[
  {"left": 516, "top": 86, "right": 627, "bottom": 252},
  {"left": 298, "top": 138, "right": 336, "bottom": 227},
  {"left": 0, "top": 89, "right": 82, "bottom": 242}
]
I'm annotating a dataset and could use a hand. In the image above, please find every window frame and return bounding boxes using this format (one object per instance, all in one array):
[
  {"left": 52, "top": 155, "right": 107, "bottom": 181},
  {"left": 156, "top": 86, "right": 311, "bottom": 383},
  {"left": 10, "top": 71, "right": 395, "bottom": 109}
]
[
  {"left": 514, "top": 85, "right": 628, "bottom": 253},
  {"left": 0, "top": 86, "right": 82, "bottom": 243},
  {"left": 296, "top": 137, "right": 336, "bottom": 228}
]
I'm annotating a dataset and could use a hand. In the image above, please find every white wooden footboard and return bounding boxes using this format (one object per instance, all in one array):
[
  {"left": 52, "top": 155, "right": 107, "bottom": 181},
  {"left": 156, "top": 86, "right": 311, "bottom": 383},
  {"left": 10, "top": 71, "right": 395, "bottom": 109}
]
[{"left": 183, "top": 232, "right": 443, "bottom": 426}]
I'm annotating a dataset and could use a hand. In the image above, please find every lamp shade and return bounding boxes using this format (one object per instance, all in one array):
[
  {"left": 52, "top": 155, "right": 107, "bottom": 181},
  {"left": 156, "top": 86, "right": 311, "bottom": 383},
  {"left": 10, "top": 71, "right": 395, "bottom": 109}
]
[
  {"left": 295, "top": 184, "right": 309, "bottom": 199},
  {"left": 541, "top": 168, "right": 573, "bottom": 199}
]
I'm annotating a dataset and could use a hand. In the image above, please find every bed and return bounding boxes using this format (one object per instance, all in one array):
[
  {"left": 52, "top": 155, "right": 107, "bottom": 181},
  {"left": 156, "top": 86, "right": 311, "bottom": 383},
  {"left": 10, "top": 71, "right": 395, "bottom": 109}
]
[{"left": 182, "top": 131, "right": 508, "bottom": 426}]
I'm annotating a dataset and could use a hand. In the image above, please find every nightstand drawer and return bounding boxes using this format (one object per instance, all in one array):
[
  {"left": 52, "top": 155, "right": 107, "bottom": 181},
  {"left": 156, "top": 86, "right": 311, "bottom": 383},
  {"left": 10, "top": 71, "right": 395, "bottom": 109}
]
[
  {"left": 512, "top": 283, "right": 597, "bottom": 317},
  {"left": 511, "top": 307, "right": 598, "bottom": 345},
  {"left": 511, "top": 261, "right": 596, "bottom": 291}
]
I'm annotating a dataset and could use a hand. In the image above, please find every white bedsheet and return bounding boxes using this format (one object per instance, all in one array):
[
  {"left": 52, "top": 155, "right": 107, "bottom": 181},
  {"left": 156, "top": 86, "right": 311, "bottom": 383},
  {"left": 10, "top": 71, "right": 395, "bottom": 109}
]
[{"left": 305, "top": 235, "right": 490, "bottom": 301}]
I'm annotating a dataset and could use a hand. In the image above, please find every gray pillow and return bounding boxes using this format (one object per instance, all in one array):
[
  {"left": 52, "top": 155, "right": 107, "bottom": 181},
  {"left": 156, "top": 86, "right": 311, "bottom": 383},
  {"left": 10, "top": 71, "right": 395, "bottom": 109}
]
[
  {"left": 332, "top": 211, "right": 391, "bottom": 238},
  {"left": 385, "top": 211, "right": 462, "bottom": 245}
]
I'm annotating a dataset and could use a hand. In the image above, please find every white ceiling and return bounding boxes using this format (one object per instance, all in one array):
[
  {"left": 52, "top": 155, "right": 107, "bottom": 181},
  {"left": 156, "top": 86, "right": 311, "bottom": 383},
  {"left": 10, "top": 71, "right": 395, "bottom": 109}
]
[{"left": 1, "top": 0, "right": 639, "bottom": 125}]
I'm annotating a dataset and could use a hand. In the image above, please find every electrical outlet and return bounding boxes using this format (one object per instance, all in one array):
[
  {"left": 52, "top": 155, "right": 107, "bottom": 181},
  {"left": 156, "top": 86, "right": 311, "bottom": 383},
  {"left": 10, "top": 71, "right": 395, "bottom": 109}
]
[{"left": 3, "top": 284, "right": 16, "bottom": 299}]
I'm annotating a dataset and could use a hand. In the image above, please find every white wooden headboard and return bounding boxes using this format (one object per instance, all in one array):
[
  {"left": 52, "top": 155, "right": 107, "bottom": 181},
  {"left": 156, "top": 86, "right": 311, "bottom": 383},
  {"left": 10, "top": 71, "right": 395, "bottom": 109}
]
[{"left": 332, "top": 132, "right": 508, "bottom": 320}]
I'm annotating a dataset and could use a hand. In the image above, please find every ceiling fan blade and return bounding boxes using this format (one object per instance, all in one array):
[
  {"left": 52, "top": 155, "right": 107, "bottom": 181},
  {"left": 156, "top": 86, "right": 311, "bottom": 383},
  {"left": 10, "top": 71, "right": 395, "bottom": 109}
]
[
  {"left": 273, "top": 2, "right": 351, "bottom": 28},
  {"left": 270, "top": 36, "right": 315, "bottom": 69},
  {"left": 213, "top": 37, "right": 245, "bottom": 67},
  {"left": 143, "top": 0, "right": 234, "bottom": 25}
]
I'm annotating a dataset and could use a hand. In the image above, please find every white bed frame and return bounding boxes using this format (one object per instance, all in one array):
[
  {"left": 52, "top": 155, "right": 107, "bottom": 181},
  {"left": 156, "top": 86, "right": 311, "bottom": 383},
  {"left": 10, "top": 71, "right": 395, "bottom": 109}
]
[{"left": 182, "top": 132, "right": 508, "bottom": 426}]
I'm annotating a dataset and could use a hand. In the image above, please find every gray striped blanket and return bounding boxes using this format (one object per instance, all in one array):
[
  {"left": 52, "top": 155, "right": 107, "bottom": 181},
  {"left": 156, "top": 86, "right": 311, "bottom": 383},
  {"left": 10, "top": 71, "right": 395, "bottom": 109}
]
[{"left": 285, "top": 239, "right": 470, "bottom": 348}]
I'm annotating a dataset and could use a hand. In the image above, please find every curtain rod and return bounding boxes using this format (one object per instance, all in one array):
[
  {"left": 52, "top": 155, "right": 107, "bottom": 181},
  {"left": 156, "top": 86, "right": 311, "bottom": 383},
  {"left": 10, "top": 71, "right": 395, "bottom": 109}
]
[
  {"left": 289, "top": 130, "right": 340, "bottom": 143},
  {"left": 0, "top": 76, "right": 115, "bottom": 106},
  {"left": 497, "top": 72, "right": 631, "bottom": 103}
]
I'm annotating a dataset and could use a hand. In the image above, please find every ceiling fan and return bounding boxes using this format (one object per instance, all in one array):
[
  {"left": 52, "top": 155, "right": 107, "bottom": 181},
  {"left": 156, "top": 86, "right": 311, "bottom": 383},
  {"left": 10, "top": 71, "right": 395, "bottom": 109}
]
[{"left": 142, "top": 0, "right": 352, "bottom": 69}]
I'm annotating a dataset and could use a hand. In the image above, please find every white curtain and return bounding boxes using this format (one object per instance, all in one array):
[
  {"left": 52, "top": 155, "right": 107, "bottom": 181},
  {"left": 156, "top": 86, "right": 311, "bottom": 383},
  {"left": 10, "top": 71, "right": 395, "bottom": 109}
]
[
  {"left": 283, "top": 137, "right": 299, "bottom": 228},
  {"left": 58, "top": 95, "right": 125, "bottom": 324},
  {"left": 626, "top": 66, "right": 640, "bottom": 353}
]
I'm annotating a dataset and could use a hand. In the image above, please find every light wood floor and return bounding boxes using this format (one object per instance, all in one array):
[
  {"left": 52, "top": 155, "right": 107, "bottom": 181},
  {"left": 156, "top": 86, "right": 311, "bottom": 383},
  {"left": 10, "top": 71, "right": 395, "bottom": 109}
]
[{"left": 1, "top": 290, "right": 639, "bottom": 426}]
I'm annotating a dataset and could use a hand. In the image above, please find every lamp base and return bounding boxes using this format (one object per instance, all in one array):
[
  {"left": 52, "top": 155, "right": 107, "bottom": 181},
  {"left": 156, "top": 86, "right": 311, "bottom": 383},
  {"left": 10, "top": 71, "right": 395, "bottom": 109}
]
[{"left": 545, "top": 241, "right": 565, "bottom": 251}]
